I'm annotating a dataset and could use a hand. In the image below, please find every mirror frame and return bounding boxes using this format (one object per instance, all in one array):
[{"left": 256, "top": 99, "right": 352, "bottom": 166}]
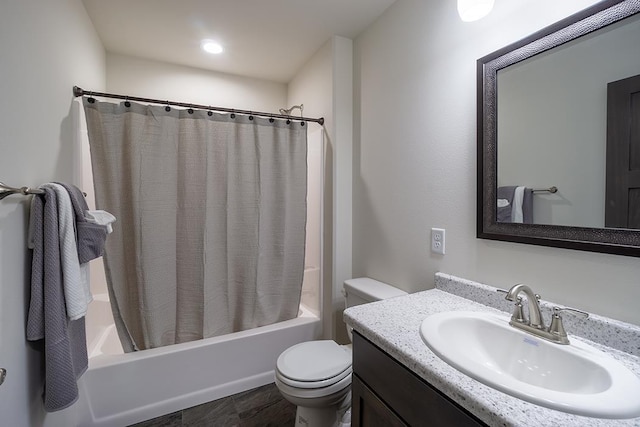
[{"left": 477, "top": 0, "right": 640, "bottom": 257}]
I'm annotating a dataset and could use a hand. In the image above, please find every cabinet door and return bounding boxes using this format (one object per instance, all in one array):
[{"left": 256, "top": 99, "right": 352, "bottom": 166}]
[
  {"left": 353, "top": 333, "right": 486, "bottom": 427},
  {"left": 352, "top": 375, "right": 407, "bottom": 427}
]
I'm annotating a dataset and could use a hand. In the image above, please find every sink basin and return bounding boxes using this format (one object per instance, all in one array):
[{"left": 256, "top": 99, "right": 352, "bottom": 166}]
[{"left": 420, "top": 311, "right": 640, "bottom": 419}]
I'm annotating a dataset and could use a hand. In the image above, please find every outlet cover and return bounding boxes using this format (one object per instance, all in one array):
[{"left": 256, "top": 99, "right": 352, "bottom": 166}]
[{"left": 431, "top": 228, "right": 445, "bottom": 254}]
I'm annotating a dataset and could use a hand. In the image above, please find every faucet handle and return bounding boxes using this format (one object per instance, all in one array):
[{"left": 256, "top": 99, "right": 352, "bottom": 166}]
[
  {"left": 511, "top": 297, "right": 526, "bottom": 323},
  {"left": 548, "top": 306, "right": 589, "bottom": 344},
  {"left": 553, "top": 306, "right": 589, "bottom": 319},
  {"left": 496, "top": 290, "right": 526, "bottom": 323},
  {"left": 496, "top": 288, "right": 509, "bottom": 299}
]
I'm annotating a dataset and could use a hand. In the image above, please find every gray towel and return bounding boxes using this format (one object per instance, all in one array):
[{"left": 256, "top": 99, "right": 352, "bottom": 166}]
[
  {"left": 497, "top": 186, "right": 516, "bottom": 223},
  {"left": 57, "top": 182, "right": 109, "bottom": 263},
  {"left": 26, "top": 187, "right": 88, "bottom": 412},
  {"left": 497, "top": 186, "right": 533, "bottom": 224}
]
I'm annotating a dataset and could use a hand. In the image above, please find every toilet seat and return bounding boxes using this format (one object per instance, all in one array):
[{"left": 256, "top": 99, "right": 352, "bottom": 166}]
[
  {"left": 276, "top": 340, "right": 352, "bottom": 389},
  {"left": 275, "top": 369, "right": 352, "bottom": 401}
]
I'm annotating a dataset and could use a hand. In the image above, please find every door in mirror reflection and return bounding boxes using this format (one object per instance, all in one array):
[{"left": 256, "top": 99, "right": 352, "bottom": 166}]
[{"left": 606, "top": 73, "right": 640, "bottom": 229}]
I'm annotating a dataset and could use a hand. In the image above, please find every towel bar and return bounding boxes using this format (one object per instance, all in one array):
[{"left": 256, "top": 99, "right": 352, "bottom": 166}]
[
  {"left": 0, "top": 181, "right": 45, "bottom": 201},
  {"left": 532, "top": 186, "right": 558, "bottom": 194}
]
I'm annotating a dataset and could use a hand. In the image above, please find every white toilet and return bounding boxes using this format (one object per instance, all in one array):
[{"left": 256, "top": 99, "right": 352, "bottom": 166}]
[{"left": 275, "top": 278, "right": 407, "bottom": 427}]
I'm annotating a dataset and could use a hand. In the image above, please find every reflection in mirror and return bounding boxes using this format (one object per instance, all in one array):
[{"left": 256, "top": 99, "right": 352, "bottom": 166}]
[
  {"left": 496, "top": 12, "right": 640, "bottom": 228},
  {"left": 477, "top": 0, "right": 640, "bottom": 257}
]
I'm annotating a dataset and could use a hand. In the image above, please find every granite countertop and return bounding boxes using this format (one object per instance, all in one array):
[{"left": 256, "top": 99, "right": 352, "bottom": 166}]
[{"left": 343, "top": 273, "right": 640, "bottom": 427}]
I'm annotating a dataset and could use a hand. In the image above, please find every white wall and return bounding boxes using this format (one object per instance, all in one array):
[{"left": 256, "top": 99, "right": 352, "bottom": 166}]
[
  {"left": 353, "top": 0, "right": 640, "bottom": 326},
  {"left": 107, "top": 53, "right": 287, "bottom": 112},
  {"left": 0, "top": 1, "right": 105, "bottom": 426}
]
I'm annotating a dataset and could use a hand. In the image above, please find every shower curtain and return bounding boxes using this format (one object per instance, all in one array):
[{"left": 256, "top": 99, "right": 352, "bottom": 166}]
[{"left": 83, "top": 99, "right": 307, "bottom": 351}]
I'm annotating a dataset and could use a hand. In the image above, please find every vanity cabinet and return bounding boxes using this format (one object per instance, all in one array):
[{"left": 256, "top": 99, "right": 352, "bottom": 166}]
[{"left": 351, "top": 332, "right": 487, "bottom": 427}]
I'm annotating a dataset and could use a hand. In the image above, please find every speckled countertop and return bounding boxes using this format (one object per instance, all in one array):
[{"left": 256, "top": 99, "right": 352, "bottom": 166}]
[{"left": 343, "top": 273, "right": 640, "bottom": 427}]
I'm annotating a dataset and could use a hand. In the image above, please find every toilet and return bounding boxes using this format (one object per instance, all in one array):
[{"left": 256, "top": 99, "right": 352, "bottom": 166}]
[{"left": 275, "top": 278, "right": 407, "bottom": 427}]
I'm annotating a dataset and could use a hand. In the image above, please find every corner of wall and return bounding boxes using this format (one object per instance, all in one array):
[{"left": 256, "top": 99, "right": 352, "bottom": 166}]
[
  {"left": 330, "top": 35, "right": 354, "bottom": 343},
  {"left": 285, "top": 35, "right": 355, "bottom": 341}
]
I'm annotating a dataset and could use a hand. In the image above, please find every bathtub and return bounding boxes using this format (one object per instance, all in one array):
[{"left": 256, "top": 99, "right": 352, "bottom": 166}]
[{"left": 75, "top": 294, "right": 321, "bottom": 426}]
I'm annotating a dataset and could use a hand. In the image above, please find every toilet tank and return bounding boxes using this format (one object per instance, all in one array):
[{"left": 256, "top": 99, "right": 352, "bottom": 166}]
[{"left": 343, "top": 277, "right": 407, "bottom": 308}]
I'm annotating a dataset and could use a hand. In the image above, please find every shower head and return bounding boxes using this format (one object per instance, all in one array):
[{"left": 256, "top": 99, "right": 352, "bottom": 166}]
[{"left": 278, "top": 104, "right": 304, "bottom": 116}]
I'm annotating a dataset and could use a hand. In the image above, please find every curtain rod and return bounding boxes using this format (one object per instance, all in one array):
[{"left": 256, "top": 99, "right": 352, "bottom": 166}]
[{"left": 73, "top": 86, "right": 324, "bottom": 126}]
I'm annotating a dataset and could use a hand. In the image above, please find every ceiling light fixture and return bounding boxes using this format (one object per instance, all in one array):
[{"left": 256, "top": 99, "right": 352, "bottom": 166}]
[
  {"left": 457, "top": 0, "right": 495, "bottom": 22},
  {"left": 201, "top": 39, "right": 224, "bottom": 54}
]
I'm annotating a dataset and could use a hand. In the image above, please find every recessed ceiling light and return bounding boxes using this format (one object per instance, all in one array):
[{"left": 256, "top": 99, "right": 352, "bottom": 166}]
[
  {"left": 201, "top": 39, "right": 223, "bottom": 54},
  {"left": 457, "top": 0, "right": 494, "bottom": 22}
]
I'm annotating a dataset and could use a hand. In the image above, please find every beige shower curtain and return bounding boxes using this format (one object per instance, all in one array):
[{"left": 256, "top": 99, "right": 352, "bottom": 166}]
[{"left": 83, "top": 99, "right": 307, "bottom": 351}]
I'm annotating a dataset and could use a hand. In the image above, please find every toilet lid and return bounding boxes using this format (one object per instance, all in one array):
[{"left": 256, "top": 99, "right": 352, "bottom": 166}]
[{"left": 276, "top": 340, "right": 351, "bottom": 383}]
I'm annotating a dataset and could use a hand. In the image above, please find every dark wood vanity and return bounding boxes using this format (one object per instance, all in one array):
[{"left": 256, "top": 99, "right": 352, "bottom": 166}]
[{"left": 351, "top": 332, "right": 486, "bottom": 427}]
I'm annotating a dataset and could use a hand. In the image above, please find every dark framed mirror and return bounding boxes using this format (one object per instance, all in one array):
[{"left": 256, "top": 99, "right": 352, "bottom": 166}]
[{"left": 477, "top": 0, "right": 640, "bottom": 257}]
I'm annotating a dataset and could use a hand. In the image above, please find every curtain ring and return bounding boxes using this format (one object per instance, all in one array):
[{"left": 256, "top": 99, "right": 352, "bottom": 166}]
[
  {"left": 208, "top": 106, "right": 213, "bottom": 117},
  {"left": 269, "top": 117, "right": 275, "bottom": 123},
  {"left": 124, "top": 96, "right": 131, "bottom": 108},
  {"left": 88, "top": 97, "right": 96, "bottom": 104},
  {"left": 286, "top": 119, "right": 291, "bottom": 125},
  {"left": 188, "top": 108, "right": 194, "bottom": 114},
  {"left": 165, "top": 102, "right": 171, "bottom": 112},
  {"left": 230, "top": 110, "right": 236, "bottom": 119}
]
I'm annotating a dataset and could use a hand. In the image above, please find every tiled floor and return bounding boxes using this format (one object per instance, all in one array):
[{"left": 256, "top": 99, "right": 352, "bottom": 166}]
[{"left": 130, "top": 383, "right": 296, "bottom": 427}]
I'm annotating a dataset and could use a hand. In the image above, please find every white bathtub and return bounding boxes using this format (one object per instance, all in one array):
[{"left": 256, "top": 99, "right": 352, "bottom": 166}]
[
  {"left": 85, "top": 294, "right": 124, "bottom": 358},
  {"left": 76, "top": 294, "right": 321, "bottom": 426}
]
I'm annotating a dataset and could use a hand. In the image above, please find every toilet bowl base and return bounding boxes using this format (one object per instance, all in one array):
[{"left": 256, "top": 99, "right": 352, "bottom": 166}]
[{"left": 293, "top": 392, "right": 351, "bottom": 427}]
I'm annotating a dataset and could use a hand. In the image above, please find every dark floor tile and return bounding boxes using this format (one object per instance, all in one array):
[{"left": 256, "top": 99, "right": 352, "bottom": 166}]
[
  {"left": 232, "top": 383, "right": 284, "bottom": 414},
  {"left": 129, "top": 411, "right": 182, "bottom": 427},
  {"left": 129, "top": 384, "right": 295, "bottom": 427},
  {"left": 182, "top": 396, "right": 240, "bottom": 427},
  {"left": 237, "top": 397, "right": 296, "bottom": 427}
]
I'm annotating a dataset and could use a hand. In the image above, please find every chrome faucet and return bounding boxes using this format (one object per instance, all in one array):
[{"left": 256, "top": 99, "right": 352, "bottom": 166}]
[
  {"left": 498, "top": 284, "right": 589, "bottom": 345},
  {"left": 504, "top": 284, "right": 544, "bottom": 330}
]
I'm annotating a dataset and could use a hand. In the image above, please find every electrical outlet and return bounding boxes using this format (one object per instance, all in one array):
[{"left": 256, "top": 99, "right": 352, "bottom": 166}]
[{"left": 431, "top": 228, "right": 445, "bottom": 254}]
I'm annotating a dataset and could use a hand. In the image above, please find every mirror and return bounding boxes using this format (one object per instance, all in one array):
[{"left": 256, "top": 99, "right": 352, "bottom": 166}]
[{"left": 477, "top": 0, "right": 640, "bottom": 257}]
